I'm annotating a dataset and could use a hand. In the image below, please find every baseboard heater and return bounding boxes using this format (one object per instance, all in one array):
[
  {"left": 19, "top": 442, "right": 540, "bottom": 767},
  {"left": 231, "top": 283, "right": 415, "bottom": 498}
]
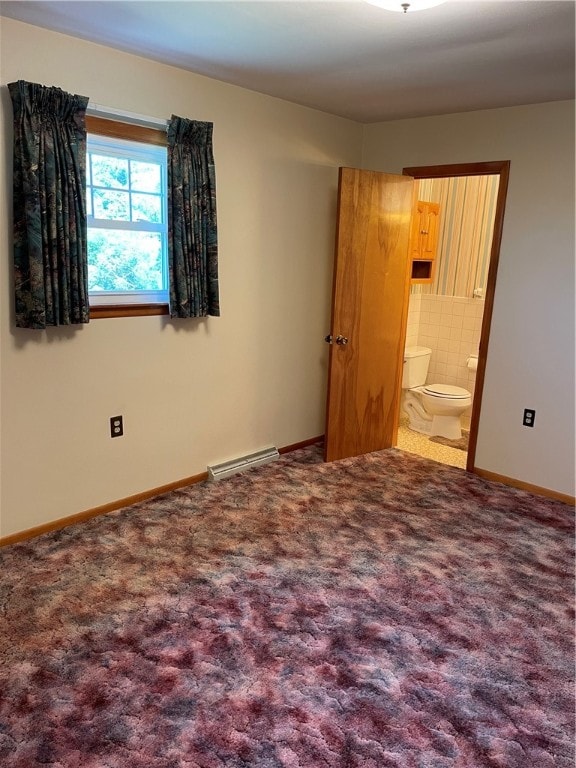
[{"left": 207, "top": 447, "right": 280, "bottom": 482}]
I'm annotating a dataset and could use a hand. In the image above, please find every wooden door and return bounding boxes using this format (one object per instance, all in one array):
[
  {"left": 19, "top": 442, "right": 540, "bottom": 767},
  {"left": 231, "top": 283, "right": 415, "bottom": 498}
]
[{"left": 324, "top": 167, "right": 414, "bottom": 462}]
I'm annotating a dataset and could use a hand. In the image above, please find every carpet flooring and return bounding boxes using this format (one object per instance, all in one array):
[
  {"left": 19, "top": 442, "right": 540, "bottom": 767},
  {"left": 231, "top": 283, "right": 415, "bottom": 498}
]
[{"left": 0, "top": 446, "right": 574, "bottom": 767}]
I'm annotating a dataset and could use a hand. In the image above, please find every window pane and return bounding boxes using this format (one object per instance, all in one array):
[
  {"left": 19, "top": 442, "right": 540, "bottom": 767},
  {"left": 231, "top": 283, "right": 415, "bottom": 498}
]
[
  {"left": 131, "top": 193, "right": 162, "bottom": 223},
  {"left": 88, "top": 229, "right": 164, "bottom": 292},
  {"left": 93, "top": 189, "right": 130, "bottom": 220},
  {"left": 91, "top": 154, "right": 129, "bottom": 189},
  {"left": 86, "top": 132, "right": 168, "bottom": 305},
  {"left": 130, "top": 161, "right": 161, "bottom": 193}
]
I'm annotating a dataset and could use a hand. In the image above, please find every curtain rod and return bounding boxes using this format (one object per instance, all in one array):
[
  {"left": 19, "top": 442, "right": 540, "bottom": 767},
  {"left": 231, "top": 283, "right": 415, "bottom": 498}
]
[{"left": 87, "top": 102, "right": 168, "bottom": 131}]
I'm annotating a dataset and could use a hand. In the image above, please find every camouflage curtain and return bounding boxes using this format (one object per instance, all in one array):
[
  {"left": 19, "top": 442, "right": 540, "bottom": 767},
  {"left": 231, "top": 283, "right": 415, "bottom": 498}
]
[
  {"left": 167, "top": 116, "right": 219, "bottom": 318},
  {"left": 9, "top": 80, "right": 90, "bottom": 329}
]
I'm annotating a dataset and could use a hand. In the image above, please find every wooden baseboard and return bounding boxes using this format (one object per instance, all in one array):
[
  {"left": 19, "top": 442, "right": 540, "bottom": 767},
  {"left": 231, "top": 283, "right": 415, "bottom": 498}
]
[
  {"left": 3, "top": 440, "right": 570, "bottom": 547},
  {"left": 0, "top": 436, "right": 325, "bottom": 548},
  {"left": 278, "top": 435, "right": 324, "bottom": 454},
  {"left": 0, "top": 471, "right": 209, "bottom": 548},
  {"left": 472, "top": 467, "right": 575, "bottom": 506}
]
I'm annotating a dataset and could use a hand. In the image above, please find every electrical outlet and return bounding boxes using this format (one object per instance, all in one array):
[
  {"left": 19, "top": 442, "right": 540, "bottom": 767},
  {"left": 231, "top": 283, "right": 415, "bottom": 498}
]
[
  {"left": 522, "top": 409, "right": 535, "bottom": 428},
  {"left": 110, "top": 415, "right": 123, "bottom": 438}
]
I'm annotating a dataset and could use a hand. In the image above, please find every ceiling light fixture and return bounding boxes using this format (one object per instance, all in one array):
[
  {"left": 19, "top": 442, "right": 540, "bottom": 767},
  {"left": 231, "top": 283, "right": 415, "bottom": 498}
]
[{"left": 365, "top": 0, "right": 446, "bottom": 12}]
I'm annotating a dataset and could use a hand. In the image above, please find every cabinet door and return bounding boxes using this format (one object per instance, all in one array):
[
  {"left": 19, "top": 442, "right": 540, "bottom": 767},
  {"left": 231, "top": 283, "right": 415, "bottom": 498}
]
[
  {"left": 409, "top": 200, "right": 428, "bottom": 260},
  {"left": 420, "top": 202, "right": 440, "bottom": 259},
  {"left": 410, "top": 201, "right": 440, "bottom": 260}
]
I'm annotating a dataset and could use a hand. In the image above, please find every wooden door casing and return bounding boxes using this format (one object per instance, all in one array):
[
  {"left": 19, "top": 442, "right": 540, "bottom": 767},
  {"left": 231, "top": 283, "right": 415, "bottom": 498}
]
[{"left": 403, "top": 160, "right": 511, "bottom": 473}]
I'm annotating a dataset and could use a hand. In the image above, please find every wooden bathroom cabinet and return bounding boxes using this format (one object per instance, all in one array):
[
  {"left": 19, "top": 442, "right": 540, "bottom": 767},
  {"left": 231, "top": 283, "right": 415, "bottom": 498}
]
[{"left": 409, "top": 200, "right": 440, "bottom": 283}]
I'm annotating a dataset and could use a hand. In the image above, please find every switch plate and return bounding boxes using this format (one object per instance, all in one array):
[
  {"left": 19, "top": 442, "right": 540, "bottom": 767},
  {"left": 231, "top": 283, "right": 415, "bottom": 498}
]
[
  {"left": 522, "top": 409, "right": 535, "bottom": 428},
  {"left": 110, "top": 415, "right": 123, "bottom": 438}
]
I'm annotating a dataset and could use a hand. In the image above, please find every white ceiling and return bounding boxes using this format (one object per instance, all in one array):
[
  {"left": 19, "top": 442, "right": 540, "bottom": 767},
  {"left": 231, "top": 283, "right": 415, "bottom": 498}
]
[{"left": 1, "top": 0, "right": 574, "bottom": 123}]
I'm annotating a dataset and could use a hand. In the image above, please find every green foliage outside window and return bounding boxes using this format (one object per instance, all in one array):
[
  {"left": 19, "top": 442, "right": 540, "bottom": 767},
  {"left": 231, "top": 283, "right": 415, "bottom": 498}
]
[
  {"left": 87, "top": 137, "right": 167, "bottom": 300},
  {"left": 88, "top": 231, "right": 163, "bottom": 292}
]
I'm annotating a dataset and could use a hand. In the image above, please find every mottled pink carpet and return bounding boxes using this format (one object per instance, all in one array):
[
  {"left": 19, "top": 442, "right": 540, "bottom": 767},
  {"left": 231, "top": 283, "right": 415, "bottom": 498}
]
[{"left": 0, "top": 446, "right": 574, "bottom": 767}]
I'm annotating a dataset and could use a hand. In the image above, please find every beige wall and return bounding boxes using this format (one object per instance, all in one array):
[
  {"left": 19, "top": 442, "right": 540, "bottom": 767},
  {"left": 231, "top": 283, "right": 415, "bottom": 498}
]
[
  {"left": 0, "top": 18, "right": 362, "bottom": 537},
  {"left": 363, "top": 101, "right": 575, "bottom": 496},
  {"left": 1, "top": 20, "right": 574, "bottom": 539}
]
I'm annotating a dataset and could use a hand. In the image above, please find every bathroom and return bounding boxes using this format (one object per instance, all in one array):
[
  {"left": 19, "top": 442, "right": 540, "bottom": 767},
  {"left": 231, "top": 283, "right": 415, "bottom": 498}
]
[{"left": 397, "top": 173, "right": 500, "bottom": 468}]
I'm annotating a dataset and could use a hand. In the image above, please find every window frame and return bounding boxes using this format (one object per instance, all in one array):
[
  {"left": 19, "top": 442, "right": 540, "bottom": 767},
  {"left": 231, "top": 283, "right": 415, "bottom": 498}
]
[{"left": 85, "top": 116, "right": 170, "bottom": 320}]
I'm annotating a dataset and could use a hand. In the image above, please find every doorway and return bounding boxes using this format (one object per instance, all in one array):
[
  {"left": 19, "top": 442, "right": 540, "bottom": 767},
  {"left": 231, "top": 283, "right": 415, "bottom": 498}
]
[
  {"left": 398, "top": 161, "right": 510, "bottom": 472},
  {"left": 323, "top": 161, "right": 510, "bottom": 468}
]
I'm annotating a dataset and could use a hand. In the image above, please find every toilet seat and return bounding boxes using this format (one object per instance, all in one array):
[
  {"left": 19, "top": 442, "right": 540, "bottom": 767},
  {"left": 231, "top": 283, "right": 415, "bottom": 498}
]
[{"left": 422, "top": 383, "right": 470, "bottom": 400}]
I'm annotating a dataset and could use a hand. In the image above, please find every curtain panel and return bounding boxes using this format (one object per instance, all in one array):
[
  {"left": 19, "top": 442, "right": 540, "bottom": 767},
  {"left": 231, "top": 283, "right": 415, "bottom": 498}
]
[
  {"left": 9, "top": 80, "right": 90, "bottom": 329},
  {"left": 167, "top": 116, "right": 220, "bottom": 318}
]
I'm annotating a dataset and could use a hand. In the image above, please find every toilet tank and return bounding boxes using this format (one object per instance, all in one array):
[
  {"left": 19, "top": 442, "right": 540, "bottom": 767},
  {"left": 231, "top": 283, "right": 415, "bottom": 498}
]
[{"left": 402, "top": 346, "right": 432, "bottom": 388}]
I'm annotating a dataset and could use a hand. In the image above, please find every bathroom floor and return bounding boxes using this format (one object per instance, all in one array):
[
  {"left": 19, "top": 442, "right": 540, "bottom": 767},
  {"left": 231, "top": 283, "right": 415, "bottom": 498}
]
[{"left": 396, "top": 415, "right": 467, "bottom": 469}]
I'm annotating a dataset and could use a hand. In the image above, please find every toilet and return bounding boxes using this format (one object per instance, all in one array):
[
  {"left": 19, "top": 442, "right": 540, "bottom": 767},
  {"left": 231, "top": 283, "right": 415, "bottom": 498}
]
[{"left": 402, "top": 346, "right": 472, "bottom": 440}]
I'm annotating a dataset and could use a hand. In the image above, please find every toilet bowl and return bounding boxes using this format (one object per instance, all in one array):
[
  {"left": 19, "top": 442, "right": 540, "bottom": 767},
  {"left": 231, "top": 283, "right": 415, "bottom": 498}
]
[{"left": 402, "top": 347, "right": 472, "bottom": 440}]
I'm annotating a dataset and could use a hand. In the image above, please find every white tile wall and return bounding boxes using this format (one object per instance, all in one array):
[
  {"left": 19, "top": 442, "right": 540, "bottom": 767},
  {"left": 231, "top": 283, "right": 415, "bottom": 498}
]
[
  {"left": 405, "top": 293, "right": 421, "bottom": 348},
  {"left": 406, "top": 293, "right": 485, "bottom": 428}
]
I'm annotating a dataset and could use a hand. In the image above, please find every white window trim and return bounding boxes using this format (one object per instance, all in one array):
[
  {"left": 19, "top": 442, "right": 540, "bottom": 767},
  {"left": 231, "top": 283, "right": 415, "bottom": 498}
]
[
  {"left": 89, "top": 290, "right": 168, "bottom": 307},
  {"left": 86, "top": 132, "right": 169, "bottom": 307},
  {"left": 86, "top": 103, "right": 168, "bottom": 131}
]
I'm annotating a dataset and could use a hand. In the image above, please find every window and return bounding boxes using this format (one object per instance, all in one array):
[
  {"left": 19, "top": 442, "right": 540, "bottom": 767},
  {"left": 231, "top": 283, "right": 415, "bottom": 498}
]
[{"left": 86, "top": 118, "right": 169, "bottom": 314}]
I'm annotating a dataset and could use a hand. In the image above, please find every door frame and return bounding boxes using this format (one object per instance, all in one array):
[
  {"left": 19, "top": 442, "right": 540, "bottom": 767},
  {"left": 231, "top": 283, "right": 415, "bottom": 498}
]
[{"left": 402, "top": 161, "right": 511, "bottom": 473}]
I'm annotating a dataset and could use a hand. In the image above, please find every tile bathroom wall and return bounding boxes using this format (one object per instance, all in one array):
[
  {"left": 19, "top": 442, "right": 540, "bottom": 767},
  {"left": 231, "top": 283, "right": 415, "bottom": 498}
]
[
  {"left": 406, "top": 293, "right": 484, "bottom": 428},
  {"left": 405, "top": 293, "right": 422, "bottom": 348}
]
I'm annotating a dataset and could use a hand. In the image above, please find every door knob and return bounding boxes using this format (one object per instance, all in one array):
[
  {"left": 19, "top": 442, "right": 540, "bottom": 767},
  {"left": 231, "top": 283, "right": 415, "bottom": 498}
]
[
  {"left": 335, "top": 335, "right": 349, "bottom": 345},
  {"left": 324, "top": 334, "right": 333, "bottom": 344}
]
